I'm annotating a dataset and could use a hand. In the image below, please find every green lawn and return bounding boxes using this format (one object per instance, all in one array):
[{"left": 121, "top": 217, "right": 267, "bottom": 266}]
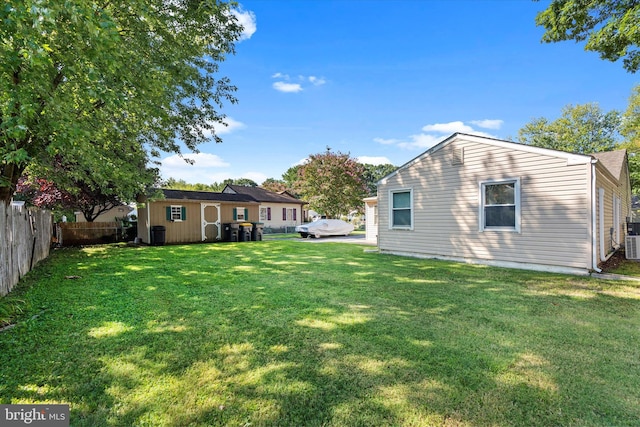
[{"left": 1, "top": 241, "right": 639, "bottom": 426}]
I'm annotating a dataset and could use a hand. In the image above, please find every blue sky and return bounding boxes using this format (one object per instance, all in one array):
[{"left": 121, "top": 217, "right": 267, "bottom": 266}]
[{"left": 159, "top": 0, "right": 639, "bottom": 185}]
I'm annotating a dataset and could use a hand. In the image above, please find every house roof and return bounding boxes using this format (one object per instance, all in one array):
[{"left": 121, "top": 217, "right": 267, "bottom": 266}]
[
  {"left": 159, "top": 189, "right": 257, "bottom": 203},
  {"left": 591, "top": 149, "right": 627, "bottom": 181},
  {"left": 378, "top": 132, "right": 609, "bottom": 185},
  {"left": 223, "top": 184, "right": 306, "bottom": 204}
]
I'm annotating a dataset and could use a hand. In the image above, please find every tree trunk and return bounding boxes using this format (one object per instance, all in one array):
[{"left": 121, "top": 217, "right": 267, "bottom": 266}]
[{"left": 0, "top": 164, "right": 23, "bottom": 205}]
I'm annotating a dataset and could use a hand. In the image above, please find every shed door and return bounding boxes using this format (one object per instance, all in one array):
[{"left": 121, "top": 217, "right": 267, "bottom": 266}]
[{"left": 201, "top": 203, "right": 221, "bottom": 241}]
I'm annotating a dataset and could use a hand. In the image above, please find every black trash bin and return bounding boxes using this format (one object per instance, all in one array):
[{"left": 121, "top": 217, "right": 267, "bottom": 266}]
[
  {"left": 151, "top": 225, "right": 166, "bottom": 246},
  {"left": 239, "top": 222, "right": 253, "bottom": 242},
  {"left": 251, "top": 222, "right": 264, "bottom": 241},
  {"left": 224, "top": 223, "right": 239, "bottom": 242}
]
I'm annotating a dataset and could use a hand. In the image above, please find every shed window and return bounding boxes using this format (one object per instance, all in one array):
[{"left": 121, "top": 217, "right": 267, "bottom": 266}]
[
  {"left": 234, "top": 207, "right": 248, "bottom": 221},
  {"left": 479, "top": 179, "right": 520, "bottom": 232},
  {"left": 390, "top": 189, "right": 412, "bottom": 229},
  {"left": 167, "top": 205, "right": 186, "bottom": 221}
]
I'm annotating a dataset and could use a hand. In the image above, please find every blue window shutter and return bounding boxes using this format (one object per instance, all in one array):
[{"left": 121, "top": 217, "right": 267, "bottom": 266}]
[
  {"left": 267, "top": 207, "right": 271, "bottom": 220},
  {"left": 244, "top": 208, "right": 249, "bottom": 221},
  {"left": 293, "top": 209, "right": 297, "bottom": 221},
  {"left": 233, "top": 208, "right": 237, "bottom": 221},
  {"left": 283, "top": 208, "right": 286, "bottom": 220},
  {"left": 166, "top": 207, "right": 171, "bottom": 220},
  {"left": 181, "top": 206, "right": 186, "bottom": 220}
]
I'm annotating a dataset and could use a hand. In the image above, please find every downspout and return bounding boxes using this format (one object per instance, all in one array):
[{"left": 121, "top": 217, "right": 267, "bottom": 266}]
[
  {"left": 591, "top": 160, "right": 602, "bottom": 273},
  {"left": 146, "top": 202, "right": 151, "bottom": 244}
]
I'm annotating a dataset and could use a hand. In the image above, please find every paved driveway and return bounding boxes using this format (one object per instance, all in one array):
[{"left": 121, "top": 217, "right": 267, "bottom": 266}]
[{"left": 297, "top": 234, "right": 377, "bottom": 245}]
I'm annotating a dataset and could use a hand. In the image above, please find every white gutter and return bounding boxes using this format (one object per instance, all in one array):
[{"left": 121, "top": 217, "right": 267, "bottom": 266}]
[{"left": 591, "top": 160, "right": 602, "bottom": 273}]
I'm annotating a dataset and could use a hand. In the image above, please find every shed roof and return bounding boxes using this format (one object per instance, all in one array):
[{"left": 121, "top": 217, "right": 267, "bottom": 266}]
[
  {"left": 223, "top": 184, "right": 306, "bottom": 204},
  {"left": 159, "top": 189, "right": 257, "bottom": 203}
]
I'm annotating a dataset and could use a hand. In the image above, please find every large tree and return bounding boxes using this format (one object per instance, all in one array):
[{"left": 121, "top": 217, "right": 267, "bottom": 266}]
[
  {"left": 518, "top": 103, "right": 622, "bottom": 153},
  {"left": 361, "top": 163, "right": 398, "bottom": 196},
  {"left": 0, "top": 0, "right": 242, "bottom": 204},
  {"left": 296, "top": 149, "right": 367, "bottom": 218},
  {"left": 260, "top": 178, "right": 287, "bottom": 193},
  {"left": 536, "top": 0, "right": 640, "bottom": 72},
  {"left": 621, "top": 84, "right": 640, "bottom": 193}
]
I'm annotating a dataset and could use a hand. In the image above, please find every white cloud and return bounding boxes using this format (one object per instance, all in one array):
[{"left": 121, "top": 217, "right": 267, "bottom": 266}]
[
  {"left": 271, "top": 72, "right": 326, "bottom": 92},
  {"left": 309, "top": 76, "right": 326, "bottom": 86},
  {"left": 470, "top": 119, "right": 504, "bottom": 130},
  {"left": 375, "top": 119, "right": 502, "bottom": 151},
  {"left": 357, "top": 156, "right": 393, "bottom": 165},
  {"left": 231, "top": 7, "right": 257, "bottom": 41},
  {"left": 160, "top": 153, "right": 271, "bottom": 185},
  {"left": 204, "top": 117, "right": 245, "bottom": 138},
  {"left": 162, "top": 153, "right": 230, "bottom": 169},
  {"left": 373, "top": 137, "right": 401, "bottom": 145},
  {"left": 397, "top": 133, "right": 447, "bottom": 150},
  {"left": 273, "top": 81, "right": 303, "bottom": 93},
  {"left": 422, "top": 121, "right": 475, "bottom": 134},
  {"left": 160, "top": 153, "right": 231, "bottom": 183}
]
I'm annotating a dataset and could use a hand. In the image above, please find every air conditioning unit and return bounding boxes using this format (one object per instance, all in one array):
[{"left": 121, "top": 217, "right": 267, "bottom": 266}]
[{"left": 625, "top": 236, "right": 640, "bottom": 260}]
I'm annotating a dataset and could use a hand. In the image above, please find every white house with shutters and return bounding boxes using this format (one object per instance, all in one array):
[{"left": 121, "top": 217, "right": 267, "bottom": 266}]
[{"left": 222, "top": 185, "right": 307, "bottom": 231}]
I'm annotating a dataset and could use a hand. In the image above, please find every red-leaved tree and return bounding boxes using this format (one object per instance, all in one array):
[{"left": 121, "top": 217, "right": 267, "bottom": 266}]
[
  {"left": 295, "top": 148, "right": 367, "bottom": 218},
  {"left": 16, "top": 176, "right": 121, "bottom": 222}
]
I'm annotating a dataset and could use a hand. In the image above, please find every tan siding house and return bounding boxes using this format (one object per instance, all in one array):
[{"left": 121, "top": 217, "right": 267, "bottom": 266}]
[
  {"left": 137, "top": 189, "right": 258, "bottom": 244},
  {"left": 376, "top": 133, "right": 632, "bottom": 274}
]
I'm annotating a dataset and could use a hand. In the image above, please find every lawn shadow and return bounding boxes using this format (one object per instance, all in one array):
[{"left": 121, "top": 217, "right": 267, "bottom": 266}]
[{"left": 1, "top": 242, "right": 639, "bottom": 426}]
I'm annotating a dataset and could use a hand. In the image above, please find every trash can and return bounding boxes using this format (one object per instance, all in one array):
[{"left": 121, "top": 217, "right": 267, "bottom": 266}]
[
  {"left": 151, "top": 225, "right": 166, "bottom": 246},
  {"left": 224, "top": 223, "right": 239, "bottom": 242},
  {"left": 239, "top": 222, "right": 253, "bottom": 242},
  {"left": 251, "top": 222, "right": 264, "bottom": 241}
]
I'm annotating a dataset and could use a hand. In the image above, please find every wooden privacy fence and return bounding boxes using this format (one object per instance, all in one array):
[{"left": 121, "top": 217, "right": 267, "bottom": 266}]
[
  {"left": 57, "top": 222, "right": 120, "bottom": 246},
  {"left": 0, "top": 203, "right": 52, "bottom": 297}
]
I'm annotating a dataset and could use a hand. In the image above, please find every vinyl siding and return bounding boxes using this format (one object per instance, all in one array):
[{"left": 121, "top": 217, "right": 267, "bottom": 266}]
[
  {"left": 258, "top": 203, "right": 303, "bottom": 228},
  {"left": 594, "top": 161, "right": 631, "bottom": 264},
  {"left": 378, "top": 138, "right": 593, "bottom": 271},
  {"left": 364, "top": 198, "right": 378, "bottom": 242}
]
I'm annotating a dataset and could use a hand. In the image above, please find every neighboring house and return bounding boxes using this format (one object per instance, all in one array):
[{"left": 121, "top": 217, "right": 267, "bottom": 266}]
[
  {"left": 376, "top": 133, "right": 632, "bottom": 275},
  {"left": 137, "top": 187, "right": 306, "bottom": 244},
  {"left": 74, "top": 205, "right": 134, "bottom": 223},
  {"left": 222, "top": 185, "right": 307, "bottom": 231},
  {"left": 363, "top": 196, "right": 378, "bottom": 243}
]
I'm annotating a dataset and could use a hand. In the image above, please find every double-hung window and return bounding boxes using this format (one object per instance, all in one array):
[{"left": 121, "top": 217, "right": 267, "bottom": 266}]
[
  {"left": 480, "top": 179, "right": 520, "bottom": 232},
  {"left": 390, "top": 189, "right": 413, "bottom": 229}
]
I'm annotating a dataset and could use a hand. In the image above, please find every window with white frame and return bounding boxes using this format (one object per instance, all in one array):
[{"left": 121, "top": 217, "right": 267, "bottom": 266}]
[
  {"left": 390, "top": 189, "right": 412, "bottom": 229},
  {"left": 479, "top": 179, "right": 520, "bottom": 232},
  {"left": 170, "top": 205, "right": 184, "bottom": 221},
  {"left": 235, "top": 207, "right": 246, "bottom": 221}
]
